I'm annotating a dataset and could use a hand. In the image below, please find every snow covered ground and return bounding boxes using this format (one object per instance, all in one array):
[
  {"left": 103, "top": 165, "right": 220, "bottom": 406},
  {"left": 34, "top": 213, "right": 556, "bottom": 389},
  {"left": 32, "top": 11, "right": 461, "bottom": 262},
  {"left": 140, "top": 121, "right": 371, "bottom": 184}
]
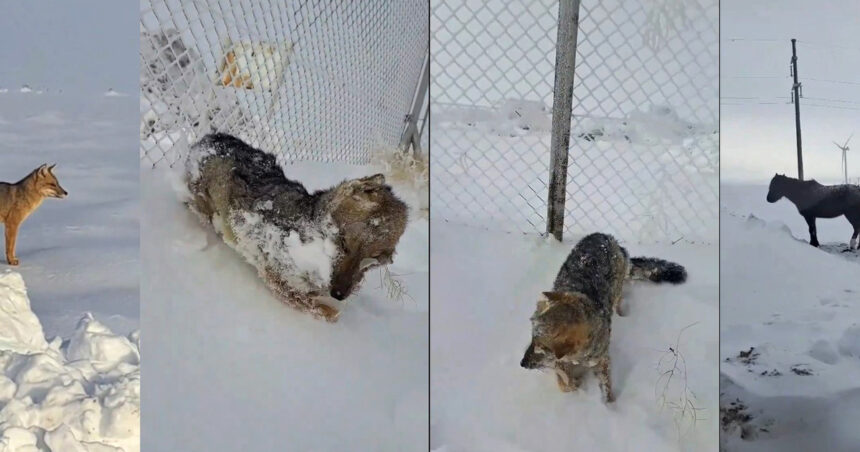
[
  {"left": 0, "top": 271, "right": 140, "bottom": 452},
  {"left": 720, "top": 184, "right": 860, "bottom": 451},
  {"left": 430, "top": 222, "right": 718, "bottom": 451},
  {"left": 141, "top": 158, "right": 428, "bottom": 451}
]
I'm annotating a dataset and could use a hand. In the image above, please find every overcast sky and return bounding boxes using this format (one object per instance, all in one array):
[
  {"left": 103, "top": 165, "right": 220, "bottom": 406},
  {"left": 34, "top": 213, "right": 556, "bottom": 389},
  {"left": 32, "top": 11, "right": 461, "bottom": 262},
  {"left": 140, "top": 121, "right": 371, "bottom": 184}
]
[
  {"left": 0, "top": 1, "right": 138, "bottom": 96},
  {"left": 721, "top": 0, "right": 860, "bottom": 184}
]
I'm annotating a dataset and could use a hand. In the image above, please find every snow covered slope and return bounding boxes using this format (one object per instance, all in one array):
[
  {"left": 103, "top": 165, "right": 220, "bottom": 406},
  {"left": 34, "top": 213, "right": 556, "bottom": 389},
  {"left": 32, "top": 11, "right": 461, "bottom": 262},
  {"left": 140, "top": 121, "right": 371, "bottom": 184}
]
[
  {"left": 0, "top": 270, "right": 140, "bottom": 452},
  {"left": 141, "top": 160, "right": 428, "bottom": 451},
  {"left": 720, "top": 184, "right": 860, "bottom": 451},
  {"left": 430, "top": 222, "right": 718, "bottom": 451}
]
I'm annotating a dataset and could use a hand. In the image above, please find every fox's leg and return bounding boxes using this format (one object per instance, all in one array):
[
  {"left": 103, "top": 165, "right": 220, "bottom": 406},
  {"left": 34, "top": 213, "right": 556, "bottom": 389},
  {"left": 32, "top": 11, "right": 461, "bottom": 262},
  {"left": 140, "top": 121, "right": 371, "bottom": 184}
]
[
  {"left": 594, "top": 356, "right": 614, "bottom": 403},
  {"left": 4, "top": 221, "right": 19, "bottom": 266},
  {"left": 612, "top": 290, "right": 625, "bottom": 316},
  {"left": 262, "top": 267, "right": 340, "bottom": 322},
  {"left": 554, "top": 362, "right": 584, "bottom": 392}
]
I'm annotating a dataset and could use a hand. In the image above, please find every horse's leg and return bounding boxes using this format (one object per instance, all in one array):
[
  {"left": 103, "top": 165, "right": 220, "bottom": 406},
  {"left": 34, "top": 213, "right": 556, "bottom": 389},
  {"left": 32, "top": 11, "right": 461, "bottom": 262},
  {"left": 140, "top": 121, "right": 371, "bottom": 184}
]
[
  {"left": 846, "top": 212, "right": 860, "bottom": 250},
  {"left": 804, "top": 214, "right": 819, "bottom": 247}
]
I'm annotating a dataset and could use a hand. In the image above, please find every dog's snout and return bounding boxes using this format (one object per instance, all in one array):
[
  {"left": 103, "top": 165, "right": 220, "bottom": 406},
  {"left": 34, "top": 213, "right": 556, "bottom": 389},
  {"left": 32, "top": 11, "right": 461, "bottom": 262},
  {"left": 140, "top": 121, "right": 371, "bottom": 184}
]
[{"left": 330, "top": 288, "right": 346, "bottom": 301}]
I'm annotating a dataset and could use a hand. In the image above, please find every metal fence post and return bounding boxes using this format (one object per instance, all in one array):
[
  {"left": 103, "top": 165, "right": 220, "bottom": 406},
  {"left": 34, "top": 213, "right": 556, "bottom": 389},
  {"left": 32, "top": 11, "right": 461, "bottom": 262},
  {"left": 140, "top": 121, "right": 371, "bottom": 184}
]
[
  {"left": 546, "top": 0, "right": 582, "bottom": 241},
  {"left": 400, "top": 48, "right": 430, "bottom": 154}
]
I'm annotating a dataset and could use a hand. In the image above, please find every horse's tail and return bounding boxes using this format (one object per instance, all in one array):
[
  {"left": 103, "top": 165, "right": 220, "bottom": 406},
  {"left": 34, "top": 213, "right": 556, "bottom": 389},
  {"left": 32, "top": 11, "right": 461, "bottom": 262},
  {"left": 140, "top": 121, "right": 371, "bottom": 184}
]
[{"left": 628, "top": 257, "right": 687, "bottom": 284}]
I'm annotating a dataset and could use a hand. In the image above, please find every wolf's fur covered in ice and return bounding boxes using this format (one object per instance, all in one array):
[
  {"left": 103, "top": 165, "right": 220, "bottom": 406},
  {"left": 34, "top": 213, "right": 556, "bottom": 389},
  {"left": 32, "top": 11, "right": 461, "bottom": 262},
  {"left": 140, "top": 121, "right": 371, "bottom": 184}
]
[{"left": 185, "top": 133, "right": 408, "bottom": 322}]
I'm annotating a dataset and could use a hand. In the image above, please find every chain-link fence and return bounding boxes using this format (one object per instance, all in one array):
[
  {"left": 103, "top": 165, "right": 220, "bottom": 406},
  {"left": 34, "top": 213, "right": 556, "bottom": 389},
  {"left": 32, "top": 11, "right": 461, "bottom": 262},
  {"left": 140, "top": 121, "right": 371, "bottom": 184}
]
[
  {"left": 141, "top": 0, "right": 429, "bottom": 168},
  {"left": 430, "top": 0, "right": 718, "bottom": 243}
]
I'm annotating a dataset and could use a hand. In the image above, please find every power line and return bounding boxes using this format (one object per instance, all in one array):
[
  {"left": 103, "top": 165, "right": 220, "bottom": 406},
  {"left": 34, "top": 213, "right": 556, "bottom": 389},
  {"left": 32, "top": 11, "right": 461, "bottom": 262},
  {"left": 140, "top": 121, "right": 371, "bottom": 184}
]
[
  {"left": 721, "top": 101, "right": 860, "bottom": 111},
  {"left": 804, "top": 77, "right": 860, "bottom": 86}
]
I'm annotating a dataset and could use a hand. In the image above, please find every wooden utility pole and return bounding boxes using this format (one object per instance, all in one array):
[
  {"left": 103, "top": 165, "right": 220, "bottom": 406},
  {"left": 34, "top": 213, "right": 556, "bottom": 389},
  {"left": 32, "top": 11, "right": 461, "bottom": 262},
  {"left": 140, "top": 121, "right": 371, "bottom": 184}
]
[
  {"left": 546, "top": 0, "right": 582, "bottom": 241},
  {"left": 791, "top": 38, "right": 804, "bottom": 180}
]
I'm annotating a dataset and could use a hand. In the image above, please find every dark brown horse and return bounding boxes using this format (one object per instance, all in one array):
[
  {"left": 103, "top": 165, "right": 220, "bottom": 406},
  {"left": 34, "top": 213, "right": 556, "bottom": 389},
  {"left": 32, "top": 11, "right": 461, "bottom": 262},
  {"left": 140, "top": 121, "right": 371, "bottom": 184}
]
[{"left": 767, "top": 174, "right": 860, "bottom": 249}]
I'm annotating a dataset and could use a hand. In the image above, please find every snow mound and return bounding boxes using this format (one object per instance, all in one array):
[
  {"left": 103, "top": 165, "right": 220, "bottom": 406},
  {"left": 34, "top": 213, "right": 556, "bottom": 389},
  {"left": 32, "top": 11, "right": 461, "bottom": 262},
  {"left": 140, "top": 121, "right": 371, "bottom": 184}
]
[
  {"left": 0, "top": 271, "right": 140, "bottom": 452},
  {"left": 103, "top": 89, "right": 127, "bottom": 97},
  {"left": 0, "top": 272, "right": 48, "bottom": 354},
  {"left": 720, "top": 188, "right": 860, "bottom": 450}
]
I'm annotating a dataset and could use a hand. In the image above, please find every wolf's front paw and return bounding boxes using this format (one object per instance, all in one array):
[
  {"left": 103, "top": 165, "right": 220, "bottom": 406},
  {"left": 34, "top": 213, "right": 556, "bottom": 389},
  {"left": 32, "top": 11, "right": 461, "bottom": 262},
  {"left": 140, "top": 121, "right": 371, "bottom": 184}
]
[
  {"left": 314, "top": 304, "right": 341, "bottom": 323},
  {"left": 6, "top": 256, "right": 18, "bottom": 266}
]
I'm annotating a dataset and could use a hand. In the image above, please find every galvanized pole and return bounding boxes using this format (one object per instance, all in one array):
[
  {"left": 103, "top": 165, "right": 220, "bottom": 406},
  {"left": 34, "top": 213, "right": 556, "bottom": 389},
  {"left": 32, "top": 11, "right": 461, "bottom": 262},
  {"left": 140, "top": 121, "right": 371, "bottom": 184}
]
[
  {"left": 546, "top": 0, "right": 581, "bottom": 241},
  {"left": 400, "top": 48, "right": 430, "bottom": 154},
  {"left": 791, "top": 38, "right": 804, "bottom": 180}
]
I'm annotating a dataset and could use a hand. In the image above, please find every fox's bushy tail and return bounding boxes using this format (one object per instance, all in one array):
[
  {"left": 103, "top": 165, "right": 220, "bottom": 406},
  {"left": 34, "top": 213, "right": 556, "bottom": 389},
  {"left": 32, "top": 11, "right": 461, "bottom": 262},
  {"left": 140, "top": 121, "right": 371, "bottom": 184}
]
[{"left": 629, "top": 257, "right": 687, "bottom": 284}]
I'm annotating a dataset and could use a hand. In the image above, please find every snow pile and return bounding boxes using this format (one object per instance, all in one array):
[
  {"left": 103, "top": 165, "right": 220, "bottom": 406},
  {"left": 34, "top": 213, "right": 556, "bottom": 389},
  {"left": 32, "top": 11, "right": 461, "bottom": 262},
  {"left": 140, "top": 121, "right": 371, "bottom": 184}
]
[
  {"left": 720, "top": 184, "right": 860, "bottom": 451},
  {"left": 104, "top": 89, "right": 127, "bottom": 97},
  {"left": 431, "top": 222, "right": 718, "bottom": 451},
  {"left": 0, "top": 271, "right": 140, "bottom": 452}
]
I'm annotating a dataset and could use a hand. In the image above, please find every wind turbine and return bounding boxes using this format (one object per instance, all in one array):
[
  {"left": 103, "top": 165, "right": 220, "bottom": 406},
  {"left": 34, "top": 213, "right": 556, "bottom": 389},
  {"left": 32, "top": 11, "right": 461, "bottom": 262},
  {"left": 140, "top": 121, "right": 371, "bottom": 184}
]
[{"left": 833, "top": 133, "right": 853, "bottom": 184}]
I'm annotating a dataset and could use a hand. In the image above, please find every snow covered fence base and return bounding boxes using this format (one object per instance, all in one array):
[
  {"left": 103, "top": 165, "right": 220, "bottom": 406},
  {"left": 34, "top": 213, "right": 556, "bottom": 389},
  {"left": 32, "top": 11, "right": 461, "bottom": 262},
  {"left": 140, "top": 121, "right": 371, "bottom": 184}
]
[{"left": 0, "top": 271, "right": 140, "bottom": 452}]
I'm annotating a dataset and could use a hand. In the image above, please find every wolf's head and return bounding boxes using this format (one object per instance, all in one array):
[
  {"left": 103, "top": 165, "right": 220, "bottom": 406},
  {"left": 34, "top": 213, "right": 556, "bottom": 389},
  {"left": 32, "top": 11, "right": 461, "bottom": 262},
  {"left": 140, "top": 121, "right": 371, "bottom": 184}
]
[
  {"left": 31, "top": 164, "right": 68, "bottom": 199},
  {"left": 520, "top": 291, "right": 593, "bottom": 370},
  {"left": 326, "top": 173, "right": 408, "bottom": 300}
]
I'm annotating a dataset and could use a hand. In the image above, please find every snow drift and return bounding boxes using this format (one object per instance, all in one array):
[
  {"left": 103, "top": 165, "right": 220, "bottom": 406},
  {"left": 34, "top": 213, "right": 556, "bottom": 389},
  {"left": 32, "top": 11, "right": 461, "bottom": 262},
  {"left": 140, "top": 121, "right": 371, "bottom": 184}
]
[
  {"left": 721, "top": 184, "right": 860, "bottom": 451},
  {"left": 0, "top": 271, "right": 140, "bottom": 452}
]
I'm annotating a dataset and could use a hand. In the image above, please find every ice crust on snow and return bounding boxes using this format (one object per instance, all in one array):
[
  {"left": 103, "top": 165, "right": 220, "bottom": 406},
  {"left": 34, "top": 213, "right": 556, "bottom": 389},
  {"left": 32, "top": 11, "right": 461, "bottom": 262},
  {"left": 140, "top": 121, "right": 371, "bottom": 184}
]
[{"left": 0, "top": 271, "right": 140, "bottom": 452}]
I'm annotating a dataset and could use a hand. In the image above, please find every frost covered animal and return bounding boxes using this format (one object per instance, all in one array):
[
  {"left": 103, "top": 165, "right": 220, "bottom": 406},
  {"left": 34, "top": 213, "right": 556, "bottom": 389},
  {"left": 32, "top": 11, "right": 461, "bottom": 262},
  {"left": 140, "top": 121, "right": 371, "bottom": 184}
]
[
  {"left": 766, "top": 173, "right": 860, "bottom": 249},
  {"left": 185, "top": 133, "right": 408, "bottom": 322},
  {"left": 0, "top": 164, "right": 68, "bottom": 265},
  {"left": 520, "top": 233, "right": 686, "bottom": 403}
]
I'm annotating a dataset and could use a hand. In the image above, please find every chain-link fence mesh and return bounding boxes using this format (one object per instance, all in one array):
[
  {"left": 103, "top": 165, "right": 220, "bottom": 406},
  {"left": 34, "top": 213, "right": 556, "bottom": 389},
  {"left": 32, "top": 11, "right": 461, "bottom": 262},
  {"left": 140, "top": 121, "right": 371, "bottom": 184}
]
[
  {"left": 141, "top": 0, "right": 429, "bottom": 168},
  {"left": 430, "top": 0, "right": 718, "bottom": 243}
]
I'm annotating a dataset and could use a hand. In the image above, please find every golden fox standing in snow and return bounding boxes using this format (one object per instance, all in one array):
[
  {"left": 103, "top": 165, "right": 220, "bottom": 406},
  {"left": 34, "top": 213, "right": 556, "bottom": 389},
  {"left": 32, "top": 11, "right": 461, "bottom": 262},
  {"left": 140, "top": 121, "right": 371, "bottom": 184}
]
[{"left": 0, "top": 164, "right": 68, "bottom": 265}]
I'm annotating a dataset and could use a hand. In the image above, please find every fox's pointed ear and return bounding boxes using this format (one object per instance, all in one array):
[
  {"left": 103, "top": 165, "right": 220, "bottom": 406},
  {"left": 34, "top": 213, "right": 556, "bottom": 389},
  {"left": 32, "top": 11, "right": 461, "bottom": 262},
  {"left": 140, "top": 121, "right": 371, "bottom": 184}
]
[
  {"left": 363, "top": 173, "right": 385, "bottom": 185},
  {"left": 536, "top": 297, "right": 550, "bottom": 314},
  {"left": 48, "top": 163, "right": 56, "bottom": 172},
  {"left": 542, "top": 291, "right": 566, "bottom": 302}
]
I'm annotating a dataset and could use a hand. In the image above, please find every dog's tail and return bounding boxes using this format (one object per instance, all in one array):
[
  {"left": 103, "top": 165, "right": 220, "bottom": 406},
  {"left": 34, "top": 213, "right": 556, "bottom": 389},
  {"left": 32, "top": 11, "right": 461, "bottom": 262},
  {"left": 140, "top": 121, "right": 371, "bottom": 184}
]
[{"left": 628, "top": 257, "right": 687, "bottom": 284}]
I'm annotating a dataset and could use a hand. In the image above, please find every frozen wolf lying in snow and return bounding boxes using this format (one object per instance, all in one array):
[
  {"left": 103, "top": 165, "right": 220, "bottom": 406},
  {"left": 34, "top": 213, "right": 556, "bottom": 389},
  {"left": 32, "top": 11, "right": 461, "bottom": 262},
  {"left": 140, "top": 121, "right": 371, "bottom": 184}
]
[
  {"left": 520, "top": 232, "right": 686, "bottom": 402},
  {"left": 185, "top": 133, "right": 408, "bottom": 322}
]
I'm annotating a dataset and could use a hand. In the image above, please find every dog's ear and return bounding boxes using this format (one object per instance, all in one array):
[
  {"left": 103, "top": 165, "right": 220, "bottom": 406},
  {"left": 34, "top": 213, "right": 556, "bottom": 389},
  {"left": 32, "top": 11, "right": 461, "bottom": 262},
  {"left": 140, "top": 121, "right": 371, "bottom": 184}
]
[{"left": 48, "top": 163, "right": 56, "bottom": 173}]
